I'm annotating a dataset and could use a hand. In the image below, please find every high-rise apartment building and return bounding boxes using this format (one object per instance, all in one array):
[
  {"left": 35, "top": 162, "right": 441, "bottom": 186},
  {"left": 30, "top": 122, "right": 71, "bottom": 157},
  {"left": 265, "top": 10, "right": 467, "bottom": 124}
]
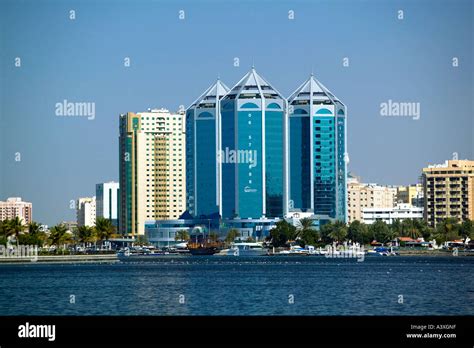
[
  {"left": 77, "top": 196, "right": 96, "bottom": 227},
  {"left": 119, "top": 108, "right": 186, "bottom": 236},
  {"left": 422, "top": 160, "right": 474, "bottom": 227},
  {"left": 288, "top": 75, "right": 347, "bottom": 221},
  {"left": 96, "top": 181, "right": 119, "bottom": 226},
  {"left": 396, "top": 184, "right": 424, "bottom": 207},
  {"left": 347, "top": 176, "right": 397, "bottom": 223},
  {"left": 186, "top": 79, "right": 229, "bottom": 217},
  {"left": 0, "top": 197, "right": 32, "bottom": 224},
  {"left": 219, "top": 67, "right": 287, "bottom": 219}
]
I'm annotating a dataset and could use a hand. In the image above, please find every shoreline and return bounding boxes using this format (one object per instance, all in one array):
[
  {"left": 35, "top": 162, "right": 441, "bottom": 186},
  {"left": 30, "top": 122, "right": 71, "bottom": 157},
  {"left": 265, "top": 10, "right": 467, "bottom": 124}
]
[
  {"left": 0, "top": 254, "right": 119, "bottom": 264},
  {"left": 0, "top": 250, "right": 473, "bottom": 264}
]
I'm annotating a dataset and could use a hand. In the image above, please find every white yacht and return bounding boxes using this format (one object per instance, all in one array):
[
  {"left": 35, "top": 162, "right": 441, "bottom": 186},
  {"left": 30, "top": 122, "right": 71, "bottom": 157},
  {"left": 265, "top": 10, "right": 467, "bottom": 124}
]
[{"left": 227, "top": 242, "right": 268, "bottom": 256}]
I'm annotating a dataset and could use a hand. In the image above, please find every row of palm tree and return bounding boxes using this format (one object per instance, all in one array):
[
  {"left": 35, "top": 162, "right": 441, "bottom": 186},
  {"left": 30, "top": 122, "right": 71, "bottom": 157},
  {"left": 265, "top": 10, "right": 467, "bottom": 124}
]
[
  {"left": 0, "top": 217, "right": 117, "bottom": 250},
  {"left": 268, "top": 217, "right": 474, "bottom": 248}
]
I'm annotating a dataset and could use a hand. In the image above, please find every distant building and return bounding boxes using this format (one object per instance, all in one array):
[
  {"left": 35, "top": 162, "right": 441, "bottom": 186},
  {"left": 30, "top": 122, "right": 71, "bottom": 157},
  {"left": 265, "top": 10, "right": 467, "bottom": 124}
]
[
  {"left": 96, "top": 182, "right": 119, "bottom": 226},
  {"left": 119, "top": 108, "right": 186, "bottom": 236},
  {"left": 145, "top": 217, "right": 279, "bottom": 247},
  {"left": 397, "top": 184, "right": 424, "bottom": 208},
  {"left": 422, "top": 159, "right": 474, "bottom": 227},
  {"left": 77, "top": 197, "right": 96, "bottom": 227},
  {"left": 288, "top": 74, "right": 347, "bottom": 222},
  {"left": 363, "top": 203, "right": 423, "bottom": 225},
  {"left": 0, "top": 197, "right": 32, "bottom": 224},
  {"left": 347, "top": 176, "right": 397, "bottom": 223},
  {"left": 219, "top": 67, "right": 287, "bottom": 219},
  {"left": 60, "top": 221, "right": 78, "bottom": 233},
  {"left": 186, "top": 78, "right": 229, "bottom": 218}
]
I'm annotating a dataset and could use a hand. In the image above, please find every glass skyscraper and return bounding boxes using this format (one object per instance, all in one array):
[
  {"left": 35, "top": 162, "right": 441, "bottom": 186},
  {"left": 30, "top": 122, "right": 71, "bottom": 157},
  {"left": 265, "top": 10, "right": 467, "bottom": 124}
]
[
  {"left": 288, "top": 75, "right": 347, "bottom": 222},
  {"left": 220, "top": 67, "right": 287, "bottom": 219},
  {"left": 186, "top": 79, "right": 229, "bottom": 218}
]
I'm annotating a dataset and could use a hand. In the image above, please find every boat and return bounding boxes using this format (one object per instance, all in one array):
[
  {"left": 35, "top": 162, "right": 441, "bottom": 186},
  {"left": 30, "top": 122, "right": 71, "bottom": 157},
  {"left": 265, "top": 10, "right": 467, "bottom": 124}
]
[
  {"left": 117, "top": 247, "right": 182, "bottom": 261},
  {"left": 368, "top": 247, "right": 398, "bottom": 256},
  {"left": 188, "top": 242, "right": 220, "bottom": 256},
  {"left": 227, "top": 242, "right": 268, "bottom": 256},
  {"left": 187, "top": 226, "right": 222, "bottom": 256}
]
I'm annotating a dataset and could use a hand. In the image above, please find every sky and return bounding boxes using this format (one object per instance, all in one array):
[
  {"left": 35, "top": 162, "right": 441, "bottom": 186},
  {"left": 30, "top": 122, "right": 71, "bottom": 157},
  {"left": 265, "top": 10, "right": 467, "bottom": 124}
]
[{"left": 0, "top": 0, "right": 472, "bottom": 226}]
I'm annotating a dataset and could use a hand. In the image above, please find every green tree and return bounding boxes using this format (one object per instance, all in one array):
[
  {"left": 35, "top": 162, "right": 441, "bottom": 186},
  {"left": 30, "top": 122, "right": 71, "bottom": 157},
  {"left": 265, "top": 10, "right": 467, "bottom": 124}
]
[
  {"left": 76, "top": 225, "right": 95, "bottom": 245},
  {"left": 48, "top": 224, "right": 73, "bottom": 250},
  {"left": 5, "top": 216, "right": 26, "bottom": 247},
  {"left": 94, "top": 217, "right": 116, "bottom": 244},
  {"left": 434, "top": 218, "right": 460, "bottom": 244},
  {"left": 328, "top": 221, "right": 348, "bottom": 243},
  {"left": 269, "top": 220, "right": 296, "bottom": 247},
  {"left": 400, "top": 219, "right": 421, "bottom": 239},
  {"left": 19, "top": 221, "right": 46, "bottom": 246},
  {"left": 297, "top": 218, "right": 319, "bottom": 247},
  {"left": 0, "top": 219, "right": 10, "bottom": 245},
  {"left": 319, "top": 221, "right": 334, "bottom": 244},
  {"left": 136, "top": 235, "right": 149, "bottom": 245},
  {"left": 413, "top": 219, "right": 433, "bottom": 241},
  {"left": 347, "top": 220, "right": 370, "bottom": 244},
  {"left": 369, "top": 220, "right": 392, "bottom": 244},
  {"left": 459, "top": 219, "right": 474, "bottom": 239},
  {"left": 175, "top": 229, "right": 190, "bottom": 242},
  {"left": 225, "top": 229, "right": 241, "bottom": 245}
]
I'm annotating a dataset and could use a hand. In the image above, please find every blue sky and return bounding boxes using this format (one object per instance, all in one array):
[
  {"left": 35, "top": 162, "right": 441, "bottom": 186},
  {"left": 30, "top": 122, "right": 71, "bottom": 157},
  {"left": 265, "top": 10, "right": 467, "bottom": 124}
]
[{"left": 1, "top": 0, "right": 472, "bottom": 225}]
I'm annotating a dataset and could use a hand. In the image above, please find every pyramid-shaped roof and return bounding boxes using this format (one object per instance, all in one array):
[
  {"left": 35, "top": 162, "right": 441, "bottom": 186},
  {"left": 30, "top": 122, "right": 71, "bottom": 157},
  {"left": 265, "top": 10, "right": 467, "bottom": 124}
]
[
  {"left": 222, "top": 67, "right": 284, "bottom": 100},
  {"left": 188, "top": 78, "right": 230, "bottom": 109},
  {"left": 288, "top": 74, "right": 343, "bottom": 106}
]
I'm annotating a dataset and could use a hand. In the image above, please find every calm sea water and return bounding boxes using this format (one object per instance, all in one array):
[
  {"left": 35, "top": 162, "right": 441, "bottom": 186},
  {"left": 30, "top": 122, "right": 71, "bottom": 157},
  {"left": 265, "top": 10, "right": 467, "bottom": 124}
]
[{"left": 0, "top": 256, "right": 472, "bottom": 316}]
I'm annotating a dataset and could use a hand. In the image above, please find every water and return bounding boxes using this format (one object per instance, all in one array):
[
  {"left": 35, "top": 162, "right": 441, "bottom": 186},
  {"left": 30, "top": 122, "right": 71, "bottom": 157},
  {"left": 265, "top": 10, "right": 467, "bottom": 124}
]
[{"left": 0, "top": 256, "right": 472, "bottom": 316}]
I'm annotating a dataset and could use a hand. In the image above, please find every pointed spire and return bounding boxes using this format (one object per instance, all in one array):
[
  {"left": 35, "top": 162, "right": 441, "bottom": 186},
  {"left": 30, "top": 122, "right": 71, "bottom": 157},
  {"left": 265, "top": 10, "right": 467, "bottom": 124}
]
[
  {"left": 222, "top": 66, "right": 284, "bottom": 100},
  {"left": 288, "top": 74, "right": 340, "bottom": 104},
  {"left": 187, "top": 78, "right": 230, "bottom": 109}
]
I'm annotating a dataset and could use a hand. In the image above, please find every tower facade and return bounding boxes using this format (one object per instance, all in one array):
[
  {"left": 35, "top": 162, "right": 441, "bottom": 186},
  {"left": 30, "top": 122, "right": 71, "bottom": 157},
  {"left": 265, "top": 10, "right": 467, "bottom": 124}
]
[
  {"left": 288, "top": 75, "right": 347, "bottom": 222},
  {"left": 119, "top": 109, "right": 186, "bottom": 236},
  {"left": 186, "top": 79, "right": 229, "bottom": 218},
  {"left": 220, "top": 68, "right": 288, "bottom": 219}
]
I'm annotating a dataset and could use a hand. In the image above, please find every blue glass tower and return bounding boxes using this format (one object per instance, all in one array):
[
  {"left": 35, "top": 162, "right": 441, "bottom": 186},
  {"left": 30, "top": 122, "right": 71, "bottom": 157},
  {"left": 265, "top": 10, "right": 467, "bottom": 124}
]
[
  {"left": 220, "top": 67, "right": 288, "bottom": 219},
  {"left": 186, "top": 79, "right": 229, "bottom": 218},
  {"left": 288, "top": 75, "right": 347, "bottom": 222}
]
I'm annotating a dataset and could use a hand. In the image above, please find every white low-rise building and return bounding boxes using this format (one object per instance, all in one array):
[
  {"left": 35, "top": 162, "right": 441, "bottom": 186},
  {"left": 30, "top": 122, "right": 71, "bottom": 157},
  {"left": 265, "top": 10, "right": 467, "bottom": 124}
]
[{"left": 362, "top": 203, "right": 423, "bottom": 225}]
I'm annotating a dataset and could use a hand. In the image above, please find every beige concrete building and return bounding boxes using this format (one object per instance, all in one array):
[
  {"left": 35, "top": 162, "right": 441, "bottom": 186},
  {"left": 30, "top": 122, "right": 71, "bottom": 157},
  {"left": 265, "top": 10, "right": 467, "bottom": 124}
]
[
  {"left": 0, "top": 197, "right": 32, "bottom": 224},
  {"left": 119, "top": 108, "right": 186, "bottom": 236},
  {"left": 396, "top": 184, "right": 424, "bottom": 207},
  {"left": 77, "top": 196, "right": 96, "bottom": 227},
  {"left": 347, "top": 176, "right": 397, "bottom": 223},
  {"left": 422, "top": 160, "right": 474, "bottom": 227}
]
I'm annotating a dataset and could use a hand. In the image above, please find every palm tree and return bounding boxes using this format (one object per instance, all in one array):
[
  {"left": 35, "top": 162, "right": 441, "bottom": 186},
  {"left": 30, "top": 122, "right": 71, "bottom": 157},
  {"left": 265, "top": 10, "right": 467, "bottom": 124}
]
[
  {"left": 296, "top": 218, "right": 314, "bottom": 239},
  {"left": 225, "top": 229, "right": 241, "bottom": 245},
  {"left": 94, "top": 217, "right": 116, "bottom": 246},
  {"left": 48, "top": 224, "right": 73, "bottom": 252},
  {"left": 175, "top": 229, "right": 189, "bottom": 242},
  {"left": 77, "top": 225, "right": 95, "bottom": 246},
  {"left": 328, "top": 220, "right": 348, "bottom": 243},
  {"left": 6, "top": 216, "right": 26, "bottom": 247},
  {"left": 27, "top": 221, "right": 46, "bottom": 246}
]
